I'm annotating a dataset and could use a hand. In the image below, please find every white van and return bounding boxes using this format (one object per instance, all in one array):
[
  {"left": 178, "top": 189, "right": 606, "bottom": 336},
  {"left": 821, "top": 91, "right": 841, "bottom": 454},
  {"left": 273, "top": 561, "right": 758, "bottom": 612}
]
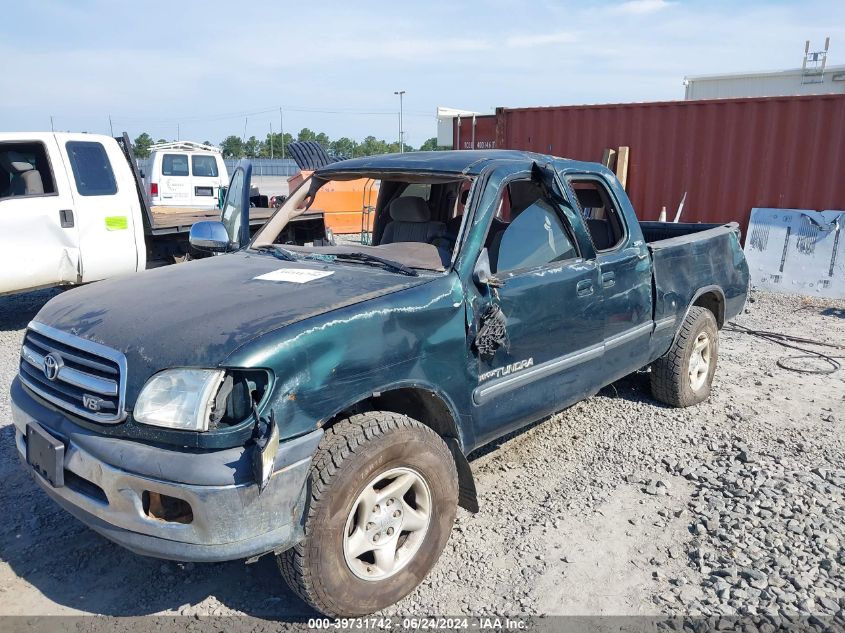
[{"left": 147, "top": 141, "right": 228, "bottom": 208}]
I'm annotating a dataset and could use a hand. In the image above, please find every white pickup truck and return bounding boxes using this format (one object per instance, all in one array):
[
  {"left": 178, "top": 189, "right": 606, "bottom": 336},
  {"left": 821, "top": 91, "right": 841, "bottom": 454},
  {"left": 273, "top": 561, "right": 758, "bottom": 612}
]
[{"left": 0, "top": 132, "right": 328, "bottom": 296}]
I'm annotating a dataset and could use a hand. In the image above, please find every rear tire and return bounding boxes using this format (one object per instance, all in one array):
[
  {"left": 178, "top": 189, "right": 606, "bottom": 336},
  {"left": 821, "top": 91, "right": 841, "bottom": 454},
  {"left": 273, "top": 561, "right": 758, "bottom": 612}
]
[
  {"left": 278, "top": 412, "right": 458, "bottom": 616},
  {"left": 650, "top": 306, "right": 718, "bottom": 407}
]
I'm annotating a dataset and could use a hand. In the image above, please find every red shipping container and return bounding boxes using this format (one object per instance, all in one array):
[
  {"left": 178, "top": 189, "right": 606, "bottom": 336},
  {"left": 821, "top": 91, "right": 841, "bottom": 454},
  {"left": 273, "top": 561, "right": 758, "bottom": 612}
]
[{"left": 453, "top": 94, "right": 845, "bottom": 236}]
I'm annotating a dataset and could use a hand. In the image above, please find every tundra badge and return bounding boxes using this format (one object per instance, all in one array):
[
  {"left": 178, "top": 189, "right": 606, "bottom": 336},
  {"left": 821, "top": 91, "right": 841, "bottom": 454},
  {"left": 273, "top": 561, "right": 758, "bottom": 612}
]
[{"left": 479, "top": 358, "right": 534, "bottom": 382}]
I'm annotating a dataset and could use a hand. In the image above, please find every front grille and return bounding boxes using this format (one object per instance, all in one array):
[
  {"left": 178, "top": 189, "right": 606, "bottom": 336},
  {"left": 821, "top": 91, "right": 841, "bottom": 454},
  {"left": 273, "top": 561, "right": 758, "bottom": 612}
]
[{"left": 19, "top": 322, "right": 127, "bottom": 423}]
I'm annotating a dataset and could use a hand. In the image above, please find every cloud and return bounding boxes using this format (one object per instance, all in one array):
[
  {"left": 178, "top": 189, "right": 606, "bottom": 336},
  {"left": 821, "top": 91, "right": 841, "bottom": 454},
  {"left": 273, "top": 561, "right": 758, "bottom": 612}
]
[
  {"left": 505, "top": 31, "right": 578, "bottom": 48},
  {"left": 611, "top": 0, "right": 672, "bottom": 15}
]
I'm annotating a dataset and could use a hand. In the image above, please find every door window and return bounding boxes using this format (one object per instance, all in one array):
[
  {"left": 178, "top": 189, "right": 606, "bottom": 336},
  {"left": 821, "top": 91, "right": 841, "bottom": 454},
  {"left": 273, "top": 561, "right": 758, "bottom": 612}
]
[
  {"left": 162, "top": 154, "right": 189, "bottom": 176},
  {"left": 65, "top": 141, "right": 117, "bottom": 196},
  {"left": 490, "top": 181, "right": 579, "bottom": 274},
  {"left": 0, "top": 142, "right": 56, "bottom": 199},
  {"left": 568, "top": 178, "right": 627, "bottom": 251},
  {"left": 191, "top": 155, "right": 219, "bottom": 177}
]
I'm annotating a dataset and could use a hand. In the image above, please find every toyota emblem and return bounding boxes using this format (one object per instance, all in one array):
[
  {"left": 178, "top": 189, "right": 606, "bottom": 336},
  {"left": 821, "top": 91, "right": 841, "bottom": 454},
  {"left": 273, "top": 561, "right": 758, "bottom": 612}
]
[{"left": 43, "top": 353, "right": 63, "bottom": 381}]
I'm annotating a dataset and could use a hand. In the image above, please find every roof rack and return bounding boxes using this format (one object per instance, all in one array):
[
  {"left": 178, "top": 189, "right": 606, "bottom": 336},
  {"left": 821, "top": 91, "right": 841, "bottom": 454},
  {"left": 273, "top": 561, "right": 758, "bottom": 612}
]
[{"left": 149, "top": 140, "right": 221, "bottom": 153}]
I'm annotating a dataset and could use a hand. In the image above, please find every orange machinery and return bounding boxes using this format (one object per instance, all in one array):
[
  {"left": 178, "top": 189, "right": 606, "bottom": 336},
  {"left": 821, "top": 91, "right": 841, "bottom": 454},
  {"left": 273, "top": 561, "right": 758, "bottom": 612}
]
[
  {"left": 286, "top": 142, "right": 379, "bottom": 236},
  {"left": 287, "top": 169, "right": 378, "bottom": 236}
]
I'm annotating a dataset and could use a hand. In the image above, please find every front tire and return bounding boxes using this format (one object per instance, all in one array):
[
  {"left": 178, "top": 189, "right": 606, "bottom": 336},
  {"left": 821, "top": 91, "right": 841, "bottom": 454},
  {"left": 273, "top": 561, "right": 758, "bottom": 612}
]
[
  {"left": 279, "top": 412, "right": 458, "bottom": 616},
  {"left": 650, "top": 306, "right": 719, "bottom": 407}
]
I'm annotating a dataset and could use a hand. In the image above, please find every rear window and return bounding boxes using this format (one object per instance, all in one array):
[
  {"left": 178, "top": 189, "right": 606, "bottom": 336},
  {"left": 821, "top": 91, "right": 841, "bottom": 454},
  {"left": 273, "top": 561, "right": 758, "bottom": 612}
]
[
  {"left": 162, "top": 154, "right": 189, "bottom": 176},
  {"left": 65, "top": 141, "right": 117, "bottom": 196},
  {"left": 191, "top": 155, "right": 219, "bottom": 177},
  {"left": 399, "top": 183, "right": 431, "bottom": 201}
]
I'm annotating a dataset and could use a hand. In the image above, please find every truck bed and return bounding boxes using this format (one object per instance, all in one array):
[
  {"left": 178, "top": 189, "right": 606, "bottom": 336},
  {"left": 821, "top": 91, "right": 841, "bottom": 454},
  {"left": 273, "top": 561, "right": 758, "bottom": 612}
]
[
  {"left": 150, "top": 206, "right": 276, "bottom": 235},
  {"left": 639, "top": 221, "right": 726, "bottom": 245}
]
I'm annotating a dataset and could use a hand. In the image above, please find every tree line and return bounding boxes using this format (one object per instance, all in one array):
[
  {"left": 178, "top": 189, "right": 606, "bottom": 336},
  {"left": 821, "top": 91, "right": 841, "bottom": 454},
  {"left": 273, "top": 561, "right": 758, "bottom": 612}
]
[{"left": 131, "top": 129, "right": 446, "bottom": 159}]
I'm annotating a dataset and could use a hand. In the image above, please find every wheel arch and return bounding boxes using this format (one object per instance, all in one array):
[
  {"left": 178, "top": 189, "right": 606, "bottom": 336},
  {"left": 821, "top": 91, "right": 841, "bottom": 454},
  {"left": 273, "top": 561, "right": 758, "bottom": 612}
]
[
  {"left": 663, "top": 286, "right": 725, "bottom": 358},
  {"left": 319, "top": 383, "right": 479, "bottom": 513},
  {"left": 689, "top": 285, "right": 726, "bottom": 328}
]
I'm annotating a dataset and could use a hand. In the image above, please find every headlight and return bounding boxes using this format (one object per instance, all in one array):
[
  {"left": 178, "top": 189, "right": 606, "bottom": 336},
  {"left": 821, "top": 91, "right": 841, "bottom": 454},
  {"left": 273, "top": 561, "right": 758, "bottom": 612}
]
[{"left": 134, "top": 369, "right": 225, "bottom": 431}]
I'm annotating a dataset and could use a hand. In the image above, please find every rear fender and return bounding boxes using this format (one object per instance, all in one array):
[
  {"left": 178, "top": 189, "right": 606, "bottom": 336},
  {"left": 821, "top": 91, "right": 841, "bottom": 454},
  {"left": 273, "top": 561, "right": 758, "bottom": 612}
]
[{"left": 670, "top": 285, "right": 726, "bottom": 347}]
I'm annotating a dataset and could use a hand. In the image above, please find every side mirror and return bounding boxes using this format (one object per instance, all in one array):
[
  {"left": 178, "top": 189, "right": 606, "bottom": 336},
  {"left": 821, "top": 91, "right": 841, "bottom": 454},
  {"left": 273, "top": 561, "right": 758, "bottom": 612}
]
[
  {"left": 189, "top": 221, "right": 230, "bottom": 253},
  {"left": 473, "top": 248, "right": 503, "bottom": 288}
]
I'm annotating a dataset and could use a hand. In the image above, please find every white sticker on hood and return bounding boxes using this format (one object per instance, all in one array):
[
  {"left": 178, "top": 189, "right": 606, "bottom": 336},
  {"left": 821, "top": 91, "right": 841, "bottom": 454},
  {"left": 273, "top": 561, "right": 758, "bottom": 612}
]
[{"left": 254, "top": 268, "right": 334, "bottom": 283}]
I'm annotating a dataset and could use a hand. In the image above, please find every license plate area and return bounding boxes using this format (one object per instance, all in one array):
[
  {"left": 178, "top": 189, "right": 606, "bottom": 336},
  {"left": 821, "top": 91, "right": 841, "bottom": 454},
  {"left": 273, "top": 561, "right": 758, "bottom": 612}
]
[
  {"left": 26, "top": 423, "right": 65, "bottom": 487},
  {"left": 195, "top": 186, "right": 213, "bottom": 196}
]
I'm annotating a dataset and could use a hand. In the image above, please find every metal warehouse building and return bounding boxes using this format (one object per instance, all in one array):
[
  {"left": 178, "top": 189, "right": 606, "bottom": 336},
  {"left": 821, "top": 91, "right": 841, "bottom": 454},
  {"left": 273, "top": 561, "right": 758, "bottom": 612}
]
[
  {"left": 685, "top": 39, "right": 844, "bottom": 100},
  {"left": 684, "top": 65, "right": 845, "bottom": 100}
]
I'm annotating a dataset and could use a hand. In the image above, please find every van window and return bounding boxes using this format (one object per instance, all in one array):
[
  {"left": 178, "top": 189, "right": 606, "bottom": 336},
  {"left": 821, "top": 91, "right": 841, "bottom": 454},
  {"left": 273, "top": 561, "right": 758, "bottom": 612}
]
[
  {"left": 162, "top": 154, "right": 189, "bottom": 177},
  {"left": 0, "top": 141, "right": 56, "bottom": 199},
  {"left": 65, "top": 141, "right": 117, "bottom": 196},
  {"left": 191, "top": 155, "right": 219, "bottom": 177}
]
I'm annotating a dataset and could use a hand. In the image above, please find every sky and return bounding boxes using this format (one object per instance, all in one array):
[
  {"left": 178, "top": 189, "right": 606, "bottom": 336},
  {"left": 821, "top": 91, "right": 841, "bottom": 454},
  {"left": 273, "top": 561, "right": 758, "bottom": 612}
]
[{"left": 2, "top": 0, "right": 844, "bottom": 149}]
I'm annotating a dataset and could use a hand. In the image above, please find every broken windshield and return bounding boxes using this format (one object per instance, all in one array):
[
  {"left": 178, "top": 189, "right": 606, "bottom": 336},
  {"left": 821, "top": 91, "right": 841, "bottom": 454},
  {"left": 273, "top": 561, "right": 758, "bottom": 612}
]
[{"left": 251, "top": 173, "right": 474, "bottom": 272}]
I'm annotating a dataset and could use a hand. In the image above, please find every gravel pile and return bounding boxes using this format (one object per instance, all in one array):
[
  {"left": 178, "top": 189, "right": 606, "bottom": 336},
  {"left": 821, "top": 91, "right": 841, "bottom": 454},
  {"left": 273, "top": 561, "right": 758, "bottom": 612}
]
[{"left": 659, "top": 440, "right": 844, "bottom": 618}]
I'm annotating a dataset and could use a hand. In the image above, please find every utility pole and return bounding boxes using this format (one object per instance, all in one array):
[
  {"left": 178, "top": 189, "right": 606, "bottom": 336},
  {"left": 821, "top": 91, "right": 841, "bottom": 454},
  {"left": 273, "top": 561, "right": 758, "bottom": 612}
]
[
  {"left": 393, "top": 90, "right": 405, "bottom": 152},
  {"left": 279, "top": 108, "right": 285, "bottom": 159},
  {"left": 50, "top": 116, "right": 55, "bottom": 132},
  {"left": 109, "top": 115, "right": 114, "bottom": 137},
  {"left": 270, "top": 121, "right": 274, "bottom": 159},
  {"left": 243, "top": 117, "right": 248, "bottom": 143}
]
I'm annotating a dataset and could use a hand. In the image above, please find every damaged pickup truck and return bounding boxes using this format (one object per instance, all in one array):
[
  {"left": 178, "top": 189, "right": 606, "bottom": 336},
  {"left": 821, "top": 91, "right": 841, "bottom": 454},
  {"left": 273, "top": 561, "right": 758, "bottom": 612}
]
[{"left": 11, "top": 150, "right": 749, "bottom": 616}]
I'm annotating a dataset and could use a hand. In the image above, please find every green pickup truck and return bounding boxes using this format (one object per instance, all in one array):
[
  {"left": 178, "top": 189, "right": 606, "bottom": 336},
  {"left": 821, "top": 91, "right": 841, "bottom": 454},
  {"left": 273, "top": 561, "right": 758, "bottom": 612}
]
[{"left": 11, "top": 150, "right": 749, "bottom": 616}]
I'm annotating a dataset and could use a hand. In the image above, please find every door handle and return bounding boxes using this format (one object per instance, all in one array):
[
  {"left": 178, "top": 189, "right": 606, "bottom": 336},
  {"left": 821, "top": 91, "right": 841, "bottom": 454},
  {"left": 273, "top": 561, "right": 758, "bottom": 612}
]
[
  {"left": 576, "top": 279, "right": 594, "bottom": 296},
  {"left": 59, "top": 209, "right": 74, "bottom": 228},
  {"left": 602, "top": 271, "right": 616, "bottom": 288}
]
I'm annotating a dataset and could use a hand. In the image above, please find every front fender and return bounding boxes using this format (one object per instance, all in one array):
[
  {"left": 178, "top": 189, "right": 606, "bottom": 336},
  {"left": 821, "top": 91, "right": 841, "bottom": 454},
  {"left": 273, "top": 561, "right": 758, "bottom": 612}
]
[{"left": 225, "top": 273, "right": 473, "bottom": 443}]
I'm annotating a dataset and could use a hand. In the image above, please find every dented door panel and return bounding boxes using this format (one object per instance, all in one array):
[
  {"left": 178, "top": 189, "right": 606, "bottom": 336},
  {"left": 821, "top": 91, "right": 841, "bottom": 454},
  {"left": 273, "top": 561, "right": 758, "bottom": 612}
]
[
  {"left": 0, "top": 134, "right": 81, "bottom": 294},
  {"left": 468, "top": 260, "right": 604, "bottom": 446},
  {"left": 57, "top": 136, "right": 141, "bottom": 283}
]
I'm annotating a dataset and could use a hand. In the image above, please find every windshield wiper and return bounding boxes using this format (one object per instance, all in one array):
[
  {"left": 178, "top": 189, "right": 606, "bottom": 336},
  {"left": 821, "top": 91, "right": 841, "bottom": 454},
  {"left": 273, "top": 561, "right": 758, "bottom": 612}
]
[
  {"left": 317, "top": 252, "right": 418, "bottom": 276},
  {"left": 253, "top": 245, "right": 299, "bottom": 261}
]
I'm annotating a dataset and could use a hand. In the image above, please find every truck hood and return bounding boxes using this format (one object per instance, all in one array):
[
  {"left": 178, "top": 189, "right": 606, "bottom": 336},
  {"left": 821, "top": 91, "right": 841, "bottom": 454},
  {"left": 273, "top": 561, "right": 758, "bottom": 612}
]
[{"left": 33, "top": 252, "right": 433, "bottom": 403}]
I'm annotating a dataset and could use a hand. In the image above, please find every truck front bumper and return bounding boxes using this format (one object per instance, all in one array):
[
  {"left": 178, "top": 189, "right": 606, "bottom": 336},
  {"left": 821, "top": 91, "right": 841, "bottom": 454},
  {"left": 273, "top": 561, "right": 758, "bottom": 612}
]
[{"left": 10, "top": 377, "right": 321, "bottom": 563}]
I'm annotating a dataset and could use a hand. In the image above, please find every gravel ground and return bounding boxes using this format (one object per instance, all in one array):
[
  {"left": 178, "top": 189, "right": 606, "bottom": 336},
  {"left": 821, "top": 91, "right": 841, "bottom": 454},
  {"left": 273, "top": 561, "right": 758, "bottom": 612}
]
[{"left": 0, "top": 287, "right": 843, "bottom": 623}]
